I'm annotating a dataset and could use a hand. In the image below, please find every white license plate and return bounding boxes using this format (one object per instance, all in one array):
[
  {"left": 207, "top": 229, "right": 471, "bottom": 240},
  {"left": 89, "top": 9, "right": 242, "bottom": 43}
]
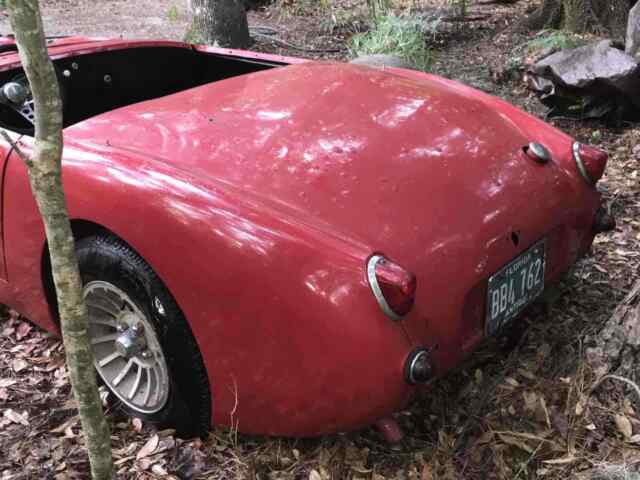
[{"left": 486, "top": 240, "right": 546, "bottom": 336}]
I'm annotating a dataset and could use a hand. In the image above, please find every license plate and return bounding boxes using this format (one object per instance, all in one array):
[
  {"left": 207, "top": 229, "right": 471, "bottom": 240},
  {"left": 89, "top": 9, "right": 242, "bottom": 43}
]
[{"left": 486, "top": 240, "right": 546, "bottom": 336}]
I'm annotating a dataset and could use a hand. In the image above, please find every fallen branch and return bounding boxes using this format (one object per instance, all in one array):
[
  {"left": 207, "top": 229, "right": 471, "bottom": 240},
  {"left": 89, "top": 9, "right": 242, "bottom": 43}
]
[
  {"left": 478, "top": 0, "right": 520, "bottom": 4},
  {"left": 442, "top": 14, "right": 491, "bottom": 22}
]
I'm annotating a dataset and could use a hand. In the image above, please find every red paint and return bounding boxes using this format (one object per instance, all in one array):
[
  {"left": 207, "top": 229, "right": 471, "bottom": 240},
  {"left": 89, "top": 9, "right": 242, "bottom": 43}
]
[
  {"left": 0, "top": 38, "right": 605, "bottom": 436},
  {"left": 375, "top": 417, "right": 404, "bottom": 444}
]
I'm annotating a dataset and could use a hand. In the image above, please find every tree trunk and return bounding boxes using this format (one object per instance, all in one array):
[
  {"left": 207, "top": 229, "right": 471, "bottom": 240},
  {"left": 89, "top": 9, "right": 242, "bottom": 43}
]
[
  {"left": 186, "top": 0, "right": 251, "bottom": 48},
  {"left": 524, "top": 0, "right": 634, "bottom": 39},
  {"left": 523, "top": 0, "right": 564, "bottom": 30},
  {"left": 586, "top": 280, "right": 640, "bottom": 382},
  {"left": 6, "top": 2, "right": 114, "bottom": 479}
]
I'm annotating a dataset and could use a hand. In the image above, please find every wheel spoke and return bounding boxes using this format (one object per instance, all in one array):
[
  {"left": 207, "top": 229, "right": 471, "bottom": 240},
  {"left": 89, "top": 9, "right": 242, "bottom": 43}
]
[
  {"left": 88, "top": 315, "right": 117, "bottom": 328},
  {"left": 112, "top": 359, "right": 134, "bottom": 387},
  {"left": 84, "top": 280, "right": 169, "bottom": 413},
  {"left": 142, "top": 368, "right": 152, "bottom": 406},
  {"left": 90, "top": 333, "right": 119, "bottom": 345},
  {"left": 128, "top": 365, "right": 143, "bottom": 400},
  {"left": 94, "top": 288, "right": 125, "bottom": 313},
  {"left": 86, "top": 301, "right": 118, "bottom": 318},
  {"left": 98, "top": 351, "right": 121, "bottom": 368},
  {"left": 151, "top": 366, "right": 161, "bottom": 405}
]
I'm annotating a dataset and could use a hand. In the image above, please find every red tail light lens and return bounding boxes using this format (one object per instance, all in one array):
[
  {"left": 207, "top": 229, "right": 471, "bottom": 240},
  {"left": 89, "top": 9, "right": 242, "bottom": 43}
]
[
  {"left": 366, "top": 255, "right": 416, "bottom": 320},
  {"left": 573, "top": 142, "right": 608, "bottom": 185}
]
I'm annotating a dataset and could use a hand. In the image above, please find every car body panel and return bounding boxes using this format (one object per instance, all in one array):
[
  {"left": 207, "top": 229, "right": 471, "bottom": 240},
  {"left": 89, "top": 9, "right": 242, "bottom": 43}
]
[{"left": 0, "top": 39, "right": 604, "bottom": 436}]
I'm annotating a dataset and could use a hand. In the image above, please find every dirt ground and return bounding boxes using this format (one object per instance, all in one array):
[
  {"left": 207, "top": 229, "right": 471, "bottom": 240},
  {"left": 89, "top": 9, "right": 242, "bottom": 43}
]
[{"left": 0, "top": 0, "right": 639, "bottom": 479}]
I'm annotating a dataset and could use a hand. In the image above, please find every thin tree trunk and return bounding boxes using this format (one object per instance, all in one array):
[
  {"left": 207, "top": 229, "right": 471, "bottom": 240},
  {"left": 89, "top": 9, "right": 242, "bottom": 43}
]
[
  {"left": 186, "top": 0, "right": 250, "bottom": 48},
  {"left": 6, "top": 2, "right": 114, "bottom": 479}
]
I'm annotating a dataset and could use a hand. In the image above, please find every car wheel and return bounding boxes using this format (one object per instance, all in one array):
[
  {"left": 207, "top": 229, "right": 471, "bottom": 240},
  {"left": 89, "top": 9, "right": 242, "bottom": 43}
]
[{"left": 75, "top": 234, "right": 211, "bottom": 438}]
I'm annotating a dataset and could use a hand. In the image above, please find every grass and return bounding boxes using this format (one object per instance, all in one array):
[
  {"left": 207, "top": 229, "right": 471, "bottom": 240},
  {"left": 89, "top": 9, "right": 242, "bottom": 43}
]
[
  {"left": 526, "top": 30, "right": 587, "bottom": 55},
  {"left": 350, "top": 12, "right": 437, "bottom": 71},
  {"left": 167, "top": 4, "right": 180, "bottom": 22}
]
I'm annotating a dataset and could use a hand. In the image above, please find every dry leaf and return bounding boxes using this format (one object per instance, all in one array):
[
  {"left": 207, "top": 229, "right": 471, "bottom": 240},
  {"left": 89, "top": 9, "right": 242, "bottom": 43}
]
[
  {"left": 497, "top": 432, "right": 533, "bottom": 453},
  {"left": 504, "top": 377, "right": 519, "bottom": 387},
  {"left": 51, "top": 416, "right": 79, "bottom": 434},
  {"left": 543, "top": 455, "right": 576, "bottom": 465},
  {"left": 523, "top": 391, "right": 538, "bottom": 412},
  {"left": 132, "top": 417, "right": 143, "bottom": 433},
  {"left": 151, "top": 464, "right": 168, "bottom": 475},
  {"left": 12, "top": 358, "right": 28, "bottom": 373},
  {"left": 517, "top": 368, "right": 536, "bottom": 380},
  {"left": 0, "top": 378, "right": 17, "bottom": 388},
  {"left": 615, "top": 414, "right": 633, "bottom": 440},
  {"left": 421, "top": 463, "right": 435, "bottom": 480},
  {"left": 309, "top": 470, "right": 322, "bottom": 480},
  {"left": 16, "top": 322, "right": 32, "bottom": 340},
  {"left": 4, "top": 409, "right": 29, "bottom": 426},
  {"left": 536, "top": 397, "right": 551, "bottom": 428},
  {"left": 136, "top": 434, "right": 159, "bottom": 460}
]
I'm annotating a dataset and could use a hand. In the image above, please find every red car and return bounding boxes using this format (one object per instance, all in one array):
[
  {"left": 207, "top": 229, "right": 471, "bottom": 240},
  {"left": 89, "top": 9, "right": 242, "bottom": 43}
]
[{"left": 0, "top": 37, "right": 613, "bottom": 439}]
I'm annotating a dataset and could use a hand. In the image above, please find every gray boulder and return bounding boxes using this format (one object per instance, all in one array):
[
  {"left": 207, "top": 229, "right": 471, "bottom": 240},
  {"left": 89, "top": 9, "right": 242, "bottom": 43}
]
[
  {"left": 526, "top": 40, "right": 640, "bottom": 118},
  {"left": 626, "top": 1, "right": 640, "bottom": 59}
]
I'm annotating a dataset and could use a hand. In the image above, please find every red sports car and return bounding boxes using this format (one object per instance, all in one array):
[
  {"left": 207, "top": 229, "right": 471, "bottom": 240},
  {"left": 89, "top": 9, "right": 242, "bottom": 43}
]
[{"left": 0, "top": 36, "right": 613, "bottom": 439}]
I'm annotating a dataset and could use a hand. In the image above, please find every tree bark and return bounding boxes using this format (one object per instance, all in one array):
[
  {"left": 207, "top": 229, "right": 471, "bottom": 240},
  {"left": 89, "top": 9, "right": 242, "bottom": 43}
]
[
  {"left": 6, "top": 2, "right": 114, "bottom": 479},
  {"left": 524, "top": 0, "right": 634, "bottom": 39},
  {"left": 186, "top": 0, "right": 251, "bottom": 48},
  {"left": 586, "top": 280, "right": 640, "bottom": 382}
]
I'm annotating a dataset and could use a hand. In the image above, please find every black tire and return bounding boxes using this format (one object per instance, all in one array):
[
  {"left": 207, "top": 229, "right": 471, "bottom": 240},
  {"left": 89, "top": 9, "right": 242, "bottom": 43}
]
[{"left": 76, "top": 234, "right": 211, "bottom": 438}]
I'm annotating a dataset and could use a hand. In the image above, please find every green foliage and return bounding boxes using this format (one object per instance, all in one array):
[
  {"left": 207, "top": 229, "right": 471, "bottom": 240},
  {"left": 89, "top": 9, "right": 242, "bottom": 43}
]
[
  {"left": 277, "top": 0, "right": 330, "bottom": 18},
  {"left": 526, "top": 30, "right": 586, "bottom": 54},
  {"left": 167, "top": 4, "right": 179, "bottom": 22},
  {"left": 350, "top": 12, "right": 436, "bottom": 71},
  {"left": 184, "top": 26, "right": 206, "bottom": 45}
]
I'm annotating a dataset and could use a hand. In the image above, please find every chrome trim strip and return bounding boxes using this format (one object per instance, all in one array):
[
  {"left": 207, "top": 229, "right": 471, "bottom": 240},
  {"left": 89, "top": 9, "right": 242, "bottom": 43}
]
[
  {"left": 407, "top": 349, "right": 428, "bottom": 384},
  {"left": 367, "top": 255, "right": 403, "bottom": 321},
  {"left": 573, "top": 142, "right": 595, "bottom": 185}
]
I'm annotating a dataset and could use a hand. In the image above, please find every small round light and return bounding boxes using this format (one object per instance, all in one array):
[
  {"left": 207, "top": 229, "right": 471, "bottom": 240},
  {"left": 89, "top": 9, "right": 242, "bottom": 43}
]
[
  {"left": 525, "top": 142, "right": 552, "bottom": 164},
  {"left": 404, "top": 348, "right": 434, "bottom": 385}
]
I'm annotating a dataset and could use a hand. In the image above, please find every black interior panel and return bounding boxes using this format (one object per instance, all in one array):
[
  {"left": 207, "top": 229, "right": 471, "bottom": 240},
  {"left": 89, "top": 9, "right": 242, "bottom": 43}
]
[{"left": 0, "top": 46, "right": 282, "bottom": 133}]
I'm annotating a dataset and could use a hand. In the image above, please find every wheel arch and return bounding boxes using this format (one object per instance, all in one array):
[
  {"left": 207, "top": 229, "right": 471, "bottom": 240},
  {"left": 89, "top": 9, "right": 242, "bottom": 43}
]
[
  {"left": 41, "top": 218, "right": 213, "bottom": 436},
  {"left": 41, "top": 218, "right": 113, "bottom": 322}
]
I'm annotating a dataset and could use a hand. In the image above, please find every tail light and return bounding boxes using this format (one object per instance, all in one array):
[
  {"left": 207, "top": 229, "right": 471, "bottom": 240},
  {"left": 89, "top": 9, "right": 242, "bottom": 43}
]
[
  {"left": 573, "top": 142, "right": 608, "bottom": 185},
  {"left": 366, "top": 255, "right": 416, "bottom": 320}
]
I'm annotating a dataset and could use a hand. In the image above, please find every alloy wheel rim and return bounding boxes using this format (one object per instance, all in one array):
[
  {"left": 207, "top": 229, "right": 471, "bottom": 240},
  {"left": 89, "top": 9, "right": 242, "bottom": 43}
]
[{"left": 84, "top": 281, "right": 169, "bottom": 414}]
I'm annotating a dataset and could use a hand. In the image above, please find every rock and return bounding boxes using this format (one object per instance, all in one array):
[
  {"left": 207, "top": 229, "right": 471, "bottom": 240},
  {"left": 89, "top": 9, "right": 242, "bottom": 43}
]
[
  {"left": 626, "top": 1, "right": 640, "bottom": 59},
  {"left": 525, "top": 40, "right": 640, "bottom": 119},
  {"left": 350, "top": 54, "right": 416, "bottom": 70}
]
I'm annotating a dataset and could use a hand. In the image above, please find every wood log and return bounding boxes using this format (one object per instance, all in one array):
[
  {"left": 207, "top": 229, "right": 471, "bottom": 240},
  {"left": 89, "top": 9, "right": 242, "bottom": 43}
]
[{"left": 586, "top": 280, "right": 640, "bottom": 381}]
